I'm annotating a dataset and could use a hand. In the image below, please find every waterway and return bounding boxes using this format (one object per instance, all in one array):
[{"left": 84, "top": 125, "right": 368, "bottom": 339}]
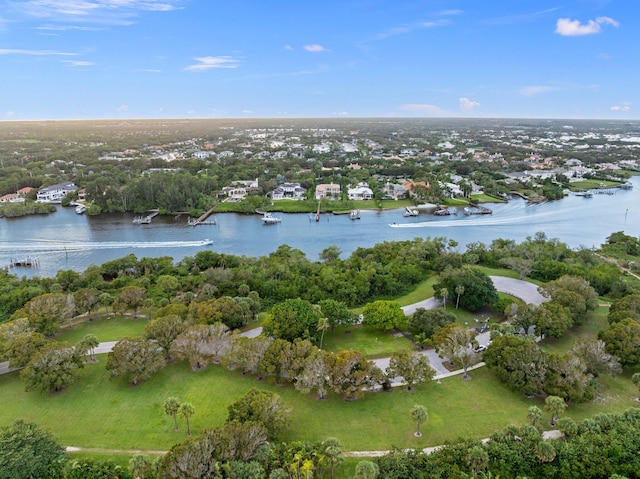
[{"left": 1, "top": 177, "right": 639, "bottom": 278}]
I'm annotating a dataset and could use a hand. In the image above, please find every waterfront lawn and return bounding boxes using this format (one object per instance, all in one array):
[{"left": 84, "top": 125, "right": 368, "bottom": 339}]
[
  {"left": 569, "top": 179, "right": 621, "bottom": 190},
  {"left": 322, "top": 325, "right": 414, "bottom": 358},
  {"left": 539, "top": 306, "right": 609, "bottom": 354},
  {"left": 56, "top": 315, "right": 147, "bottom": 344},
  {"left": 1, "top": 352, "right": 637, "bottom": 455},
  {"left": 0, "top": 360, "right": 553, "bottom": 452}
]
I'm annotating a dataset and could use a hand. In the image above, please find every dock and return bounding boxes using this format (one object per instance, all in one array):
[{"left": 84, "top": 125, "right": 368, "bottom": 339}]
[
  {"left": 189, "top": 205, "right": 218, "bottom": 226},
  {"left": 464, "top": 203, "right": 492, "bottom": 215},
  {"left": 133, "top": 209, "right": 160, "bottom": 224},
  {"left": 10, "top": 257, "right": 39, "bottom": 268}
]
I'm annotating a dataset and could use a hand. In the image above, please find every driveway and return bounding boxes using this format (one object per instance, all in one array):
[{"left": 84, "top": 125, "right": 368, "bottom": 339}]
[{"left": 489, "top": 276, "right": 547, "bottom": 305}]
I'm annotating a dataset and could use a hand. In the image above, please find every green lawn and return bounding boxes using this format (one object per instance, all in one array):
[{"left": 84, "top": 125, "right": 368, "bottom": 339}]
[
  {"left": 539, "top": 306, "right": 610, "bottom": 354},
  {"left": 57, "top": 315, "right": 148, "bottom": 344},
  {"left": 0, "top": 357, "right": 594, "bottom": 453},
  {"left": 322, "top": 326, "right": 414, "bottom": 358}
]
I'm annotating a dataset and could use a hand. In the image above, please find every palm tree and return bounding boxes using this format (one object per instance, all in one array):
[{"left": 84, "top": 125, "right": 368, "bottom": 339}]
[
  {"left": 317, "top": 317, "right": 329, "bottom": 350},
  {"left": 527, "top": 405, "right": 543, "bottom": 429},
  {"left": 544, "top": 395, "right": 566, "bottom": 426},
  {"left": 178, "top": 402, "right": 195, "bottom": 436},
  {"left": 632, "top": 372, "right": 640, "bottom": 400},
  {"left": 455, "top": 285, "right": 465, "bottom": 309},
  {"left": 440, "top": 288, "right": 449, "bottom": 309},
  {"left": 163, "top": 397, "right": 181, "bottom": 431},
  {"left": 410, "top": 404, "right": 428, "bottom": 437}
]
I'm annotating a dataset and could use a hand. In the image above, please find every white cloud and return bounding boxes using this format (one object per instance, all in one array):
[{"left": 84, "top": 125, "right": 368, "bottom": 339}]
[
  {"left": 62, "top": 60, "right": 95, "bottom": 67},
  {"left": 0, "top": 48, "right": 76, "bottom": 56},
  {"left": 16, "top": 1, "right": 182, "bottom": 25},
  {"left": 184, "top": 56, "right": 239, "bottom": 72},
  {"left": 555, "top": 16, "right": 619, "bottom": 36},
  {"left": 375, "top": 20, "right": 447, "bottom": 40},
  {"left": 459, "top": 97, "right": 480, "bottom": 113},
  {"left": 116, "top": 105, "right": 129, "bottom": 112},
  {"left": 303, "top": 44, "right": 326, "bottom": 52},
  {"left": 610, "top": 104, "right": 631, "bottom": 112},
  {"left": 400, "top": 103, "right": 448, "bottom": 114},
  {"left": 242, "top": 110, "right": 255, "bottom": 114},
  {"left": 332, "top": 111, "right": 349, "bottom": 116},
  {"left": 519, "top": 85, "right": 557, "bottom": 96}
]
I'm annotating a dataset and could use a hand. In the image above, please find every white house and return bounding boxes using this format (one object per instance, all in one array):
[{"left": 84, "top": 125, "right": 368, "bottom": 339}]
[
  {"left": 271, "top": 182, "right": 306, "bottom": 200},
  {"left": 347, "top": 182, "right": 374, "bottom": 200},
  {"left": 36, "top": 182, "right": 77, "bottom": 203}
]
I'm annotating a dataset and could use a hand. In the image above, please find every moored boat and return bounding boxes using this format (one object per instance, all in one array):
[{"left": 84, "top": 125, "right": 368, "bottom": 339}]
[
  {"left": 262, "top": 212, "right": 282, "bottom": 224},
  {"left": 350, "top": 209, "right": 361, "bottom": 220}
]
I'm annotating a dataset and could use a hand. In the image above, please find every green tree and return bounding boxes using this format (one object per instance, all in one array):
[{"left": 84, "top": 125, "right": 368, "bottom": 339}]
[
  {"left": 164, "top": 396, "right": 181, "bottom": 431},
  {"left": 544, "top": 395, "right": 567, "bottom": 426},
  {"left": 607, "top": 293, "right": 640, "bottom": 324},
  {"left": 455, "top": 284, "right": 465, "bottom": 309},
  {"left": 318, "top": 299, "right": 355, "bottom": 332},
  {"left": 129, "top": 455, "right": 155, "bottom": 479},
  {"left": 434, "top": 267, "right": 498, "bottom": 312},
  {"left": 599, "top": 318, "right": 640, "bottom": 367},
  {"left": 5, "top": 332, "right": 48, "bottom": 369},
  {"left": 434, "top": 323, "right": 479, "bottom": 379},
  {"left": 483, "top": 334, "right": 546, "bottom": 397},
  {"left": 106, "top": 337, "right": 165, "bottom": 386},
  {"left": 0, "top": 420, "right": 66, "bottom": 479},
  {"left": 386, "top": 350, "right": 435, "bottom": 391},
  {"left": 321, "top": 437, "right": 345, "bottom": 479},
  {"left": 326, "top": 350, "right": 384, "bottom": 401},
  {"left": 226, "top": 388, "right": 290, "bottom": 440},
  {"left": 527, "top": 405, "right": 543, "bottom": 429},
  {"left": 76, "top": 333, "right": 100, "bottom": 363},
  {"left": 64, "top": 458, "right": 133, "bottom": 479},
  {"left": 114, "top": 285, "right": 147, "bottom": 319},
  {"left": 178, "top": 402, "right": 195, "bottom": 436},
  {"left": 15, "top": 292, "right": 75, "bottom": 336},
  {"left": 74, "top": 287, "right": 100, "bottom": 320},
  {"left": 632, "top": 373, "right": 640, "bottom": 400},
  {"left": 156, "top": 275, "right": 180, "bottom": 303},
  {"left": 145, "top": 315, "right": 185, "bottom": 360},
  {"left": 354, "top": 460, "right": 379, "bottom": 479},
  {"left": 410, "top": 405, "right": 428, "bottom": 437},
  {"left": 20, "top": 342, "right": 82, "bottom": 393},
  {"left": 262, "top": 298, "right": 322, "bottom": 343},
  {"left": 361, "top": 300, "right": 405, "bottom": 331},
  {"left": 408, "top": 308, "right": 456, "bottom": 340}
]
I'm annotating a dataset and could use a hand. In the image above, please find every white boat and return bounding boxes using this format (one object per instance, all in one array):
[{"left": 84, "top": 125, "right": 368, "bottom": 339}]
[
  {"left": 262, "top": 212, "right": 282, "bottom": 224},
  {"left": 75, "top": 204, "right": 87, "bottom": 214},
  {"left": 403, "top": 207, "right": 419, "bottom": 217},
  {"left": 201, "top": 239, "right": 213, "bottom": 245},
  {"left": 350, "top": 209, "right": 361, "bottom": 220}
]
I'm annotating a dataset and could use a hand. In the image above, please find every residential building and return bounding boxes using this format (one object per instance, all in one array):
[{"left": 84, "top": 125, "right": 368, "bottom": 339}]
[
  {"left": 271, "top": 182, "right": 307, "bottom": 200},
  {"left": 315, "top": 183, "right": 341, "bottom": 200},
  {"left": 36, "top": 182, "right": 77, "bottom": 203},
  {"left": 347, "top": 182, "right": 374, "bottom": 200}
]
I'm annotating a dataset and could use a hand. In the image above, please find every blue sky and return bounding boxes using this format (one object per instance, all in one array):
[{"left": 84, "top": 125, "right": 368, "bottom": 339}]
[{"left": 0, "top": 0, "right": 636, "bottom": 120}]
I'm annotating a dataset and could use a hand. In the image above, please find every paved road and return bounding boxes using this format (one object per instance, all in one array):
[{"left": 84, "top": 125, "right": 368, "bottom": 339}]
[
  {"left": 489, "top": 275, "right": 547, "bottom": 305},
  {"left": 0, "top": 276, "right": 546, "bottom": 378}
]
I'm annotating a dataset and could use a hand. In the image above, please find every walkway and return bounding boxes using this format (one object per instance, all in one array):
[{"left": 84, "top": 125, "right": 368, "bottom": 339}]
[{"left": 0, "top": 276, "right": 546, "bottom": 379}]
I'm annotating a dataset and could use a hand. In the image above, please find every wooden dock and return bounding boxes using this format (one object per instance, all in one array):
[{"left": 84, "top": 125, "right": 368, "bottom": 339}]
[{"left": 190, "top": 205, "right": 219, "bottom": 226}]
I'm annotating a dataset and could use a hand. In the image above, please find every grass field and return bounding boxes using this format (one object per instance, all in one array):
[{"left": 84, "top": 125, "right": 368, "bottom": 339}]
[{"left": 5, "top": 272, "right": 639, "bottom": 472}]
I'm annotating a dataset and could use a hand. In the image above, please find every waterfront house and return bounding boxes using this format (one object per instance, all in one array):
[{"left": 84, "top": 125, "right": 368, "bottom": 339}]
[
  {"left": 272, "top": 182, "right": 307, "bottom": 200},
  {"left": 0, "top": 193, "right": 23, "bottom": 203},
  {"left": 36, "top": 182, "right": 77, "bottom": 203},
  {"left": 347, "top": 182, "right": 374, "bottom": 201},
  {"left": 315, "top": 183, "right": 341, "bottom": 200},
  {"left": 382, "top": 182, "right": 408, "bottom": 200}
]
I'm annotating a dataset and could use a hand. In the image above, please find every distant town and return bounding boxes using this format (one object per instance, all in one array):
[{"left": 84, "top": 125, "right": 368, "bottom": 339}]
[{"left": 0, "top": 118, "right": 638, "bottom": 218}]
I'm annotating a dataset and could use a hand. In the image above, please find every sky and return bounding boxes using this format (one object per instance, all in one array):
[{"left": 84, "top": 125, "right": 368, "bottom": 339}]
[{"left": 0, "top": 0, "right": 637, "bottom": 120}]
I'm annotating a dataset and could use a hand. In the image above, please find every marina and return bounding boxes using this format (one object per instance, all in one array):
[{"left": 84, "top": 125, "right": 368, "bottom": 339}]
[{"left": 1, "top": 176, "right": 638, "bottom": 278}]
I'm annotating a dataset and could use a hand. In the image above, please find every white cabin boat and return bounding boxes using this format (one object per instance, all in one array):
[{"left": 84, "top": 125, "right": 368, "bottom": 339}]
[
  {"left": 350, "top": 209, "right": 361, "bottom": 220},
  {"left": 262, "top": 212, "right": 282, "bottom": 224}
]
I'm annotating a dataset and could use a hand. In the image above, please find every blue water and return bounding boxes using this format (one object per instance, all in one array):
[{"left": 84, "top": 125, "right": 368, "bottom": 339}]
[{"left": 1, "top": 177, "right": 639, "bottom": 278}]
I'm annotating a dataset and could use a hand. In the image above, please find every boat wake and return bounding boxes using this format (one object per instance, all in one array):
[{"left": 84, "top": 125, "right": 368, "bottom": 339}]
[{"left": 0, "top": 240, "right": 211, "bottom": 254}]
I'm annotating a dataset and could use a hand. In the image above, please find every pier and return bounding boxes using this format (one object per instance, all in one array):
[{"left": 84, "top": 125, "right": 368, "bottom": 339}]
[
  {"left": 10, "top": 257, "right": 39, "bottom": 268},
  {"left": 133, "top": 209, "right": 160, "bottom": 224},
  {"left": 189, "top": 205, "right": 218, "bottom": 226}
]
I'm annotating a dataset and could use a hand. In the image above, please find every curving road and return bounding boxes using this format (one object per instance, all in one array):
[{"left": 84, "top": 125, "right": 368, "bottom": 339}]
[{"left": 0, "top": 276, "right": 547, "bottom": 378}]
